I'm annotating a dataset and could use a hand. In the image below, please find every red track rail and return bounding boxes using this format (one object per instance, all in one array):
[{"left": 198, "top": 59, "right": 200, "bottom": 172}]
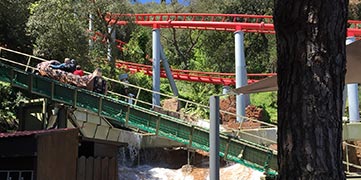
[
  {"left": 115, "top": 60, "right": 275, "bottom": 85},
  {"left": 106, "top": 13, "right": 275, "bottom": 33},
  {"left": 103, "top": 13, "right": 361, "bottom": 85},
  {"left": 106, "top": 13, "right": 361, "bottom": 36},
  {"left": 90, "top": 31, "right": 127, "bottom": 50}
]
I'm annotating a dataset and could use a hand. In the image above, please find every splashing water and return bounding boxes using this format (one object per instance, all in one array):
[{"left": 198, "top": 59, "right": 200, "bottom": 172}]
[{"left": 118, "top": 146, "right": 264, "bottom": 180}]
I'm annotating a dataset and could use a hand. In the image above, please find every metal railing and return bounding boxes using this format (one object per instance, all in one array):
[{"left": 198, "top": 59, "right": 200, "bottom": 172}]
[
  {"left": 344, "top": 141, "right": 361, "bottom": 174},
  {"left": 0, "top": 62, "right": 279, "bottom": 175},
  {"left": 0, "top": 47, "right": 277, "bottom": 144},
  {"left": 0, "top": 170, "right": 33, "bottom": 180},
  {"left": 0, "top": 47, "right": 280, "bottom": 175},
  {"left": 6, "top": 47, "right": 361, "bottom": 176}
]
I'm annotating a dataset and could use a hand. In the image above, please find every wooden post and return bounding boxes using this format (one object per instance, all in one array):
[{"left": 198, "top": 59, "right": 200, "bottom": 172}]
[
  {"left": 98, "top": 97, "right": 103, "bottom": 116},
  {"left": 134, "top": 88, "right": 141, "bottom": 106},
  {"left": 223, "top": 136, "right": 232, "bottom": 161},
  {"left": 125, "top": 106, "right": 130, "bottom": 126},
  {"left": 25, "top": 56, "right": 31, "bottom": 72},
  {"left": 51, "top": 82, "right": 55, "bottom": 100},
  {"left": 73, "top": 89, "right": 78, "bottom": 107},
  {"left": 188, "top": 125, "right": 194, "bottom": 147},
  {"left": 28, "top": 74, "right": 33, "bottom": 93},
  {"left": 155, "top": 115, "right": 161, "bottom": 136}
]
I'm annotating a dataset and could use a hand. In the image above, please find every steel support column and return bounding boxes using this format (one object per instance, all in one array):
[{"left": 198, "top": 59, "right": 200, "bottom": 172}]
[
  {"left": 160, "top": 44, "right": 179, "bottom": 97},
  {"left": 235, "top": 30, "right": 247, "bottom": 122},
  {"left": 152, "top": 26, "right": 161, "bottom": 107},
  {"left": 222, "top": 86, "right": 230, "bottom": 95},
  {"left": 346, "top": 36, "right": 359, "bottom": 122},
  {"left": 209, "top": 96, "right": 220, "bottom": 180}
]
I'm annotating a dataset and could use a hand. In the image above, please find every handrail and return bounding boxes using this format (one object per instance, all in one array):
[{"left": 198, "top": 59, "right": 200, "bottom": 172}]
[
  {"left": 0, "top": 62, "right": 278, "bottom": 175},
  {"left": 4, "top": 47, "right": 361, "bottom": 176},
  {"left": 0, "top": 46, "right": 277, "bottom": 143},
  {"left": 0, "top": 46, "right": 278, "bottom": 130},
  {"left": 343, "top": 141, "right": 361, "bottom": 173},
  {"left": 0, "top": 47, "right": 278, "bottom": 136}
]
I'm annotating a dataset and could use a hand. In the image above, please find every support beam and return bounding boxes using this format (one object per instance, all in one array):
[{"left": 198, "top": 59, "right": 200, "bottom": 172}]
[
  {"left": 107, "top": 26, "right": 116, "bottom": 62},
  {"left": 222, "top": 86, "right": 230, "bottom": 95},
  {"left": 89, "top": 14, "right": 94, "bottom": 48},
  {"left": 209, "top": 96, "right": 220, "bottom": 180},
  {"left": 58, "top": 106, "right": 67, "bottom": 129},
  {"left": 160, "top": 44, "right": 179, "bottom": 97},
  {"left": 343, "top": 122, "right": 361, "bottom": 140},
  {"left": 346, "top": 36, "right": 360, "bottom": 122},
  {"left": 234, "top": 30, "right": 248, "bottom": 122},
  {"left": 152, "top": 26, "right": 161, "bottom": 107}
]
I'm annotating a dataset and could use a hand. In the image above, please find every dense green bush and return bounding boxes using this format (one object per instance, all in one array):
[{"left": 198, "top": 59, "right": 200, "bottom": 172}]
[
  {"left": 251, "top": 92, "right": 277, "bottom": 123},
  {"left": 0, "top": 82, "right": 27, "bottom": 132}
]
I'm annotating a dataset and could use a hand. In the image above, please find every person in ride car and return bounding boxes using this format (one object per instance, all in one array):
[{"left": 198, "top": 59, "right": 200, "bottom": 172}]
[
  {"left": 50, "top": 58, "right": 76, "bottom": 73},
  {"left": 73, "top": 65, "right": 84, "bottom": 76}
]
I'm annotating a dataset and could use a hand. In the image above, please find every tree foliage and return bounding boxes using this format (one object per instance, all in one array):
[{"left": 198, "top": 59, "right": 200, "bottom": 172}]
[
  {"left": 349, "top": 1, "right": 361, "bottom": 20},
  {"left": 0, "top": 0, "right": 34, "bottom": 53},
  {"left": 0, "top": 82, "right": 27, "bottom": 132},
  {"left": 251, "top": 92, "right": 277, "bottom": 122},
  {"left": 123, "top": 27, "right": 152, "bottom": 64},
  {"left": 27, "top": 0, "right": 88, "bottom": 63}
]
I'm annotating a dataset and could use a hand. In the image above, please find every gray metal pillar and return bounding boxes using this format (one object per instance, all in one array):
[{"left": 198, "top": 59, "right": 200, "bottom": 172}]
[
  {"left": 107, "top": 26, "right": 116, "bottom": 62},
  {"left": 89, "top": 14, "right": 94, "bottom": 48},
  {"left": 235, "top": 30, "right": 248, "bottom": 122},
  {"left": 209, "top": 96, "right": 220, "bottom": 180},
  {"left": 222, "top": 86, "right": 230, "bottom": 95},
  {"left": 346, "top": 36, "right": 359, "bottom": 122},
  {"left": 342, "top": 88, "right": 347, "bottom": 117},
  {"left": 152, "top": 27, "right": 161, "bottom": 107},
  {"left": 160, "top": 44, "right": 179, "bottom": 97}
]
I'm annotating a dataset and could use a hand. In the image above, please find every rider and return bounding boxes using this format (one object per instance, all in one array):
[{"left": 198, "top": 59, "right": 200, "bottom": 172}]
[
  {"left": 73, "top": 65, "right": 84, "bottom": 76},
  {"left": 50, "top": 58, "right": 76, "bottom": 73}
]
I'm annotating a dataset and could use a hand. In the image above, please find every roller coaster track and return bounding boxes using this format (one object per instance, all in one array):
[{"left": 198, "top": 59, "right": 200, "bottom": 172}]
[
  {"left": 115, "top": 60, "right": 275, "bottom": 85},
  {"left": 91, "top": 31, "right": 275, "bottom": 85},
  {"left": 105, "top": 13, "right": 361, "bottom": 36},
  {"left": 101, "top": 13, "right": 361, "bottom": 85}
]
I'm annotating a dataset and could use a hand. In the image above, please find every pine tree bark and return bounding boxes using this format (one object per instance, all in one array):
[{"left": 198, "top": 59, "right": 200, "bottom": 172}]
[{"left": 274, "top": 0, "right": 348, "bottom": 179}]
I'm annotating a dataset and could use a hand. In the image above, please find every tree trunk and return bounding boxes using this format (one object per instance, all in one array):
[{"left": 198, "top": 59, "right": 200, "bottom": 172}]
[{"left": 274, "top": 0, "right": 348, "bottom": 179}]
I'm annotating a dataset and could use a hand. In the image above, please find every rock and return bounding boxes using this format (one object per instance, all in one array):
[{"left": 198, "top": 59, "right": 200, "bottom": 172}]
[
  {"left": 162, "top": 98, "right": 179, "bottom": 112},
  {"left": 181, "top": 164, "right": 193, "bottom": 174},
  {"left": 219, "top": 95, "right": 265, "bottom": 129}
]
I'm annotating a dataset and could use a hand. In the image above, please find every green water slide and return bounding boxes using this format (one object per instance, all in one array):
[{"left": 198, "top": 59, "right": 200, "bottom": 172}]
[{"left": 0, "top": 48, "right": 277, "bottom": 176}]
